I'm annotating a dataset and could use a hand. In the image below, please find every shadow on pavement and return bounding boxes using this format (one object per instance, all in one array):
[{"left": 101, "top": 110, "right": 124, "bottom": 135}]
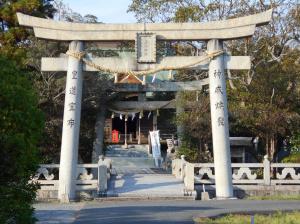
[{"left": 73, "top": 205, "right": 213, "bottom": 224}]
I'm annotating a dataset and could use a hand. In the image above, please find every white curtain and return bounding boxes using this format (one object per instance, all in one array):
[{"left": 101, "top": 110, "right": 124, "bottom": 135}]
[{"left": 150, "top": 130, "right": 161, "bottom": 158}]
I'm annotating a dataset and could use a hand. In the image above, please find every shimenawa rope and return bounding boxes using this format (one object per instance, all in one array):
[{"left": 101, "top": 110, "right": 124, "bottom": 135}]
[{"left": 66, "top": 50, "right": 224, "bottom": 76}]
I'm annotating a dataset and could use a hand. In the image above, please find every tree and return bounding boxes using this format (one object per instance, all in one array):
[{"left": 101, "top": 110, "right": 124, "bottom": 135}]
[
  {"left": 14, "top": 0, "right": 102, "bottom": 163},
  {"left": 0, "top": 0, "right": 56, "bottom": 64},
  {"left": 228, "top": 47, "right": 300, "bottom": 160},
  {"left": 0, "top": 1, "right": 55, "bottom": 222},
  {"left": 26, "top": 37, "right": 68, "bottom": 163},
  {"left": 128, "top": 0, "right": 300, "bottom": 161},
  {"left": 0, "top": 56, "right": 43, "bottom": 223},
  {"left": 176, "top": 90, "right": 213, "bottom": 162},
  {"left": 53, "top": 0, "right": 98, "bottom": 23}
]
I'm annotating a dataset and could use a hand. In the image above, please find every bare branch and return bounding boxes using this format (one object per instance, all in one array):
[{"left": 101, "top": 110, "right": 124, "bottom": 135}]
[{"left": 227, "top": 69, "right": 237, "bottom": 90}]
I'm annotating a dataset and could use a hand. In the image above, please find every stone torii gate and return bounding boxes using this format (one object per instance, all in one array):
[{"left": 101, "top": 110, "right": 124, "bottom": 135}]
[{"left": 17, "top": 9, "right": 272, "bottom": 202}]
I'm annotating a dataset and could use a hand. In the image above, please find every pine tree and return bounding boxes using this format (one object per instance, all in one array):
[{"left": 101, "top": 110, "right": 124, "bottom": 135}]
[{"left": 0, "top": 56, "right": 43, "bottom": 223}]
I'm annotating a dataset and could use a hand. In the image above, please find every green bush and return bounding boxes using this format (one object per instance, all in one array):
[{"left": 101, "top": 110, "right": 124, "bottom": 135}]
[
  {"left": 282, "top": 152, "right": 300, "bottom": 163},
  {"left": 176, "top": 144, "right": 199, "bottom": 162},
  {"left": 289, "top": 132, "right": 300, "bottom": 153},
  {"left": 176, "top": 141, "right": 212, "bottom": 163},
  {"left": 0, "top": 57, "right": 43, "bottom": 223},
  {"left": 281, "top": 131, "right": 300, "bottom": 163}
]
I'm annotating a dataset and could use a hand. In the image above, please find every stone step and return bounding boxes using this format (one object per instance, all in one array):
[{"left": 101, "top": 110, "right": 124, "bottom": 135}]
[
  {"left": 106, "top": 145, "right": 150, "bottom": 158},
  {"left": 107, "top": 144, "right": 149, "bottom": 150},
  {"left": 107, "top": 157, "right": 156, "bottom": 170},
  {"left": 112, "top": 167, "right": 169, "bottom": 175},
  {"left": 106, "top": 149, "right": 150, "bottom": 158},
  {"left": 95, "top": 196, "right": 195, "bottom": 201},
  {"left": 103, "top": 145, "right": 190, "bottom": 200}
]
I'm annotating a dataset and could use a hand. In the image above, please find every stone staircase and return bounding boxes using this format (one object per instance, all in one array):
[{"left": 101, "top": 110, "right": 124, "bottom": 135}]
[
  {"left": 104, "top": 145, "right": 195, "bottom": 199},
  {"left": 106, "top": 144, "right": 164, "bottom": 174}
]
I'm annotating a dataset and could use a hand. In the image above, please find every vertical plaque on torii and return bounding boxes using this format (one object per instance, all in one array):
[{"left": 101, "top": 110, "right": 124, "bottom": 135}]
[{"left": 136, "top": 33, "right": 157, "bottom": 63}]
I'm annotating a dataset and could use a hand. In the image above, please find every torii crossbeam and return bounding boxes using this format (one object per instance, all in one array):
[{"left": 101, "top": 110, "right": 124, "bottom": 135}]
[{"left": 17, "top": 9, "right": 272, "bottom": 202}]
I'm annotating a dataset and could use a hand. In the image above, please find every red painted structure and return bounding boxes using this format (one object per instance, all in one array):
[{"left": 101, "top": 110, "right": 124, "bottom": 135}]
[{"left": 112, "top": 129, "right": 119, "bottom": 143}]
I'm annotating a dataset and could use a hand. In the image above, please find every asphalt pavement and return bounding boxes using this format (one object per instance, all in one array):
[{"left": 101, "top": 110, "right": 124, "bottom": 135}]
[{"left": 35, "top": 199, "right": 300, "bottom": 224}]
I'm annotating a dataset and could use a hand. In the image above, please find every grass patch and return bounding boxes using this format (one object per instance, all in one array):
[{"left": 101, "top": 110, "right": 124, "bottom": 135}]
[
  {"left": 247, "top": 194, "right": 300, "bottom": 200},
  {"left": 194, "top": 211, "right": 300, "bottom": 224}
]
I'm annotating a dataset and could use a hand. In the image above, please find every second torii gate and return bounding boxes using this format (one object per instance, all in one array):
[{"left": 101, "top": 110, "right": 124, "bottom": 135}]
[{"left": 17, "top": 9, "right": 272, "bottom": 202}]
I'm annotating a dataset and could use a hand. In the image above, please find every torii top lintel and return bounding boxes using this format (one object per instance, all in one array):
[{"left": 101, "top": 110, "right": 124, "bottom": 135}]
[{"left": 17, "top": 10, "right": 272, "bottom": 41}]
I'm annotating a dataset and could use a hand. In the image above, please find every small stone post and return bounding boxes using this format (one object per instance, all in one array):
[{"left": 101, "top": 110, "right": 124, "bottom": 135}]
[
  {"left": 97, "top": 157, "right": 108, "bottom": 194},
  {"left": 180, "top": 155, "right": 186, "bottom": 181},
  {"left": 208, "top": 39, "right": 233, "bottom": 199},
  {"left": 184, "top": 162, "right": 195, "bottom": 192},
  {"left": 58, "top": 41, "right": 84, "bottom": 202},
  {"left": 98, "top": 165, "right": 108, "bottom": 193},
  {"left": 263, "top": 155, "right": 271, "bottom": 185}
]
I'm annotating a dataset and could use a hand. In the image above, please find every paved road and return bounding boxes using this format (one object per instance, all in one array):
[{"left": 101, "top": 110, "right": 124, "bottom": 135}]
[{"left": 35, "top": 200, "right": 300, "bottom": 224}]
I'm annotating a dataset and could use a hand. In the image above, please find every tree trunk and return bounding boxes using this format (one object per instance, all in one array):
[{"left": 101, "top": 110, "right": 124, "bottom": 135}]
[
  {"left": 270, "top": 135, "right": 276, "bottom": 161},
  {"left": 266, "top": 135, "right": 276, "bottom": 161},
  {"left": 92, "top": 105, "right": 106, "bottom": 163}
]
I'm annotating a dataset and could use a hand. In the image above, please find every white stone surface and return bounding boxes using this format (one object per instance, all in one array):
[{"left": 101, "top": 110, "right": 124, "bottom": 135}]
[
  {"left": 58, "top": 41, "right": 84, "bottom": 202},
  {"left": 107, "top": 174, "right": 188, "bottom": 198},
  {"left": 17, "top": 10, "right": 272, "bottom": 41},
  {"left": 208, "top": 39, "right": 233, "bottom": 198},
  {"left": 106, "top": 145, "right": 191, "bottom": 198},
  {"left": 98, "top": 165, "right": 108, "bottom": 192},
  {"left": 106, "top": 145, "right": 156, "bottom": 172},
  {"left": 232, "top": 168, "right": 257, "bottom": 180},
  {"left": 276, "top": 168, "right": 300, "bottom": 180},
  {"left": 41, "top": 56, "right": 251, "bottom": 72}
]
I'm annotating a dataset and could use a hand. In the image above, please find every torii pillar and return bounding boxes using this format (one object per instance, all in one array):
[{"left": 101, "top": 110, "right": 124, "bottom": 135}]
[
  {"left": 58, "top": 41, "right": 84, "bottom": 202},
  {"left": 16, "top": 9, "right": 272, "bottom": 202},
  {"left": 208, "top": 39, "right": 233, "bottom": 199}
]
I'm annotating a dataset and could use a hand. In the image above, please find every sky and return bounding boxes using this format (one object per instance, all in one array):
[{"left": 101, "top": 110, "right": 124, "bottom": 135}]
[{"left": 63, "top": 0, "right": 136, "bottom": 23}]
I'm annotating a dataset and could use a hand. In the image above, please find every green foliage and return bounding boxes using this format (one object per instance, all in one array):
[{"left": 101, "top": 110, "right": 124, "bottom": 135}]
[
  {"left": 177, "top": 144, "right": 199, "bottom": 162},
  {"left": 289, "top": 131, "right": 300, "bottom": 153},
  {"left": 174, "top": 5, "right": 203, "bottom": 22},
  {"left": 195, "top": 211, "right": 300, "bottom": 224},
  {"left": 282, "top": 131, "right": 300, "bottom": 163},
  {"left": 24, "top": 2, "right": 101, "bottom": 163},
  {"left": 129, "top": 0, "right": 300, "bottom": 161},
  {"left": 0, "top": 0, "right": 56, "bottom": 64},
  {"left": 228, "top": 47, "right": 300, "bottom": 158},
  {"left": 176, "top": 91, "right": 213, "bottom": 162},
  {"left": 282, "top": 152, "right": 300, "bottom": 163},
  {"left": 0, "top": 56, "right": 43, "bottom": 223}
]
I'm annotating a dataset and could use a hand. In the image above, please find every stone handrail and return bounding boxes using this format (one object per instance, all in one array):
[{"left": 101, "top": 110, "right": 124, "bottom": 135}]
[
  {"left": 31, "top": 157, "right": 112, "bottom": 193},
  {"left": 172, "top": 155, "right": 300, "bottom": 191}
]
